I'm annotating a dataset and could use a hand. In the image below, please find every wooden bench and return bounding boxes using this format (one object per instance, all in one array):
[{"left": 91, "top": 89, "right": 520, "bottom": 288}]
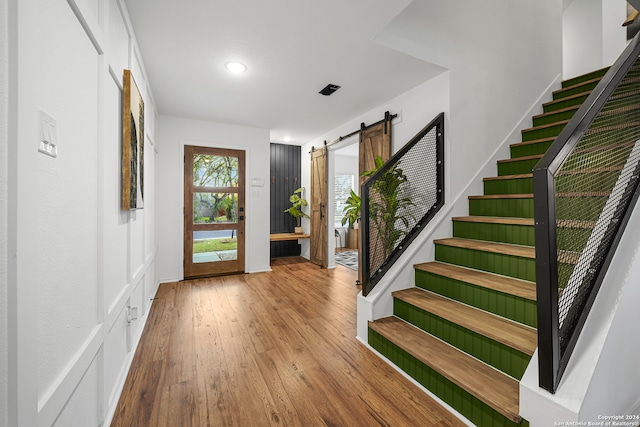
[{"left": 270, "top": 233, "right": 310, "bottom": 241}]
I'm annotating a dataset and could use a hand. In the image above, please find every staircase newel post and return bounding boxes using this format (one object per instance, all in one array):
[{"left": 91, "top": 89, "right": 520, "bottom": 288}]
[{"left": 533, "top": 166, "right": 561, "bottom": 393}]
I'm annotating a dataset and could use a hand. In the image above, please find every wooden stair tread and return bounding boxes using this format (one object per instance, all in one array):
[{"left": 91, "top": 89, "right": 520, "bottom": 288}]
[
  {"left": 559, "top": 166, "right": 623, "bottom": 175},
  {"left": 452, "top": 216, "right": 534, "bottom": 226},
  {"left": 585, "top": 121, "right": 640, "bottom": 135},
  {"left": 434, "top": 237, "right": 535, "bottom": 259},
  {"left": 414, "top": 260, "right": 536, "bottom": 301},
  {"left": 369, "top": 317, "right": 522, "bottom": 423},
  {"left": 573, "top": 140, "right": 638, "bottom": 155},
  {"left": 483, "top": 173, "right": 532, "bottom": 182},
  {"left": 469, "top": 193, "right": 532, "bottom": 199},
  {"left": 532, "top": 104, "right": 580, "bottom": 120},
  {"left": 558, "top": 191, "right": 611, "bottom": 197},
  {"left": 553, "top": 77, "right": 601, "bottom": 95},
  {"left": 543, "top": 90, "right": 592, "bottom": 108},
  {"left": 557, "top": 219, "right": 596, "bottom": 229},
  {"left": 393, "top": 288, "right": 537, "bottom": 355},
  {"left": 522, "top": 119, "right": 570, "bottom": 133},
  {"left": 498, "top": 154, "right": 543, "bottom": 164}
]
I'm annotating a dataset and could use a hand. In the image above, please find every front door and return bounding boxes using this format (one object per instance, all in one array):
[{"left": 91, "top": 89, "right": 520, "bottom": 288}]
[{"left": 184, "top": 146, "right": 246, "bottom": 278}]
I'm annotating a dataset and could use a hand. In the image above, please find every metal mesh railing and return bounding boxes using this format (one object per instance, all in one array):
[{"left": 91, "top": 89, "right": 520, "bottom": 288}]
[
  {"left": 361, "top": 113, "right": 444, "bottom": 296},
  {"left": 534, "top": 32, "right": 640, "bottom": 393}
]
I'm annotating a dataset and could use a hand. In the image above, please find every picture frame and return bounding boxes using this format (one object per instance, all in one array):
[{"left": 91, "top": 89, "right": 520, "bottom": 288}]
[{"left": 122, "top": 69, "right": 145, "bottom": 210}]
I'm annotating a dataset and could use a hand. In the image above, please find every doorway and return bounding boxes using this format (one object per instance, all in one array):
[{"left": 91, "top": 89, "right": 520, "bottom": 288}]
[{"left": 184, "top": 145, "right": 246, "bottom": 278}]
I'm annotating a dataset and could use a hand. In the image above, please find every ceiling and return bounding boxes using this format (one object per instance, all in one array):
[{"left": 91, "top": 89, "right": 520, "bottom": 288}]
[{"left": 123, "top": 0, "right": 444, "bottom": 145}]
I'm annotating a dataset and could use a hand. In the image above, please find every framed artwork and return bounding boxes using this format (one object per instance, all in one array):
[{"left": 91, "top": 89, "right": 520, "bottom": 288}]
[{"left": 122, "top": 69, "right": 145, "bottom": 210}]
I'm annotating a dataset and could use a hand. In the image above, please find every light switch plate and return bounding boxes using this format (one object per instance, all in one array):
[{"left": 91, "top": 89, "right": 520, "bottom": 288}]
[{"left": 38, "top": 109, "right": 58, "bottom": 158}]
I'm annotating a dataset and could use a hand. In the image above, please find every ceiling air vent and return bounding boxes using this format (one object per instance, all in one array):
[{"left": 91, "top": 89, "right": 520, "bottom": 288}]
[{"left": 319, "top": 84, "right": 341, "bottom": 96}]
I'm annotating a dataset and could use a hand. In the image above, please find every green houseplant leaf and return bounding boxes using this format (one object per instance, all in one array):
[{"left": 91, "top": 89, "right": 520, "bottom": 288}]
[
  {"left": 340, "top": 190, "right": 361, "bottom": 229},
  {"left": 284, "top": 187, "right": 310, "bottom": 228}
]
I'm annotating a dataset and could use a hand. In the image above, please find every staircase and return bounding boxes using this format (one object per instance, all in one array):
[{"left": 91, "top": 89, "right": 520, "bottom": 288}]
[{"left": 367, "top": 67, "right": 610, "bottom": 427}]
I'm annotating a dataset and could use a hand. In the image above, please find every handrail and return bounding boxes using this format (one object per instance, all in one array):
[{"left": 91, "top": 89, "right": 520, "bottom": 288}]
[
  {"left": 534, "top": 31, "right": 640, "bottom": 393},
  {"left": 360, "top": 113, "right": 445, "bottom": 297}
]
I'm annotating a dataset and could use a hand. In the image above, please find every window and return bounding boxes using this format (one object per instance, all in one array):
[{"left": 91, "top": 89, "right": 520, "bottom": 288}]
[{"left": 335, "top": 174, "right": 355, "bottom": 226}]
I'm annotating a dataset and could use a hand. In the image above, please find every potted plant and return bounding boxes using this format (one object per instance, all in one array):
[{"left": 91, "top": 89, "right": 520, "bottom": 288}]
[
  {"left": 340, "top": 189, "right": 361, "bottom": 249},
  {"left": 362, "top": 155, "right": 414, "bottom": 258},
  {"left": 284, "top": 187, "right": 310, "bottom": 234}
]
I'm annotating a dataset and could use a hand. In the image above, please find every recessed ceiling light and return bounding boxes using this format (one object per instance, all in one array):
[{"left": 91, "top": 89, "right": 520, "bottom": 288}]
[
  {"left": 225, "top": 61, "right": 247, "bottom": 74},
  {"left": 283, "top": 136, "right": 292, "bottom": 143}
]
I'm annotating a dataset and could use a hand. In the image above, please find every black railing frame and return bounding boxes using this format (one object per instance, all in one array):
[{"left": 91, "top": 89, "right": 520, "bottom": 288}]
[
  {"left": 361, "top": 112, "right": 445, "bottom": 297},
  {"left": 534, "top": 32, "right": 640, "bottom": 393}
]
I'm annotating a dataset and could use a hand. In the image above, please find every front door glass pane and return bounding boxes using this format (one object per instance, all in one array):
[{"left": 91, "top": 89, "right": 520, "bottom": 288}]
[
  {"left": 193, "top": 193, "right": 238, "bottom": 224},
  {"left": 193, "top": 230, "right": 238, "bottom": 263},
  {"left": 193, "top": 154, "right": 239, "bottom": 187}
]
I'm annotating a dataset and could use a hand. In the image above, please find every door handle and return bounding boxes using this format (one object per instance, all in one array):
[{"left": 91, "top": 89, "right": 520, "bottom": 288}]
[{"left": 320, "top": 203, "right": 325, "bottom": 220}]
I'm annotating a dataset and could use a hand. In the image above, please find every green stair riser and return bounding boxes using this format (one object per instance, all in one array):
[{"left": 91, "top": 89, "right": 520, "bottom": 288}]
[
  {"left": 558, "top": 263, "right": 578, "bottom": 290},
  {"left": 498, "top": 158, "right": 540, "bottom": 176},
  {"left": 435, "top": 244, "right": 536, "bottom": 281},
  {"left": 557, "top": 196, "right": 609, "bottom": 222},
  {"left": 562, "top": 68, "right": 608, "bottom": 88},
  {"left": 510, "top": 140, "right": 554, "bottom": 158},
  {"left": 484, "top": 177, "right": 533, "bottom": 195},
  {"left": 453, "top": 220, "right": 590, "bottom": 252},
  {"left": 544, "top": 94, "right": 591, "bottom": 113},
  {"left": 368, "top": 329, "right": 529, "bottom": 427},
  {"left": 556, "top": 170, "right": 621, "bottom": 193},
  {"left": 557, "top": 227, "right": 593, "bottom": 253},
  {"left": 554, "top": 80, "right": 600, "bottom": 100},
  {"left": 533, "top": 109, "right": 578, "bottom": 127},
  {"left": 485, "top": 170, "right": 620, "bottom": 195},
  {"left": 394, "top": 299, "right": 531, "bottom": 380},
  {"left": 453, "top": 221, "right": 534, "bottom": 246},
  {"left": 415, "top": 269, "right": 537, "bottom": 327},
  {"left": 468, "top": 198, "right": 534, "bottom": 218},
  {"left": 469, "top": 197, "right": 608, "bottom": 220},
  {"left": 522, "top": 122, "right": 567, "bottom": 142},
  {"left": 562, "top": 145, "right": 635, "bottom": 171}
]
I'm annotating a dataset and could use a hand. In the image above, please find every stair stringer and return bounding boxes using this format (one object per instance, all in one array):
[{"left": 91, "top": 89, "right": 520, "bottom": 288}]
[
  {"left": 520, "top": 196, "right": 640, "bottom": 425},
  {"left": 356, "top": 74, "right": 561, "bottom": 343}
]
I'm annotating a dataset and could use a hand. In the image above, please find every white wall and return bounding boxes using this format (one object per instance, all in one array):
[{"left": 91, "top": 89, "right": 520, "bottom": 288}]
[
  {"left": 375, "top": 0, "right": 563, "bottom": 204},
  {"left": 7, "top": 0, "right": 159, "bottom": 425},
  {"left": 563, "top": 0, "right": 626, "bottom": 79},
  {"left": 301, "top": 71, "right": 451, "bottom": 269},
  {"left": 158, "top": 115, "right": 271, "bottom": 282},
  {"left": 334, "top": 153, "right": 358, "bottom": 181},
  {"left": 521, "top": 197, "right": 640, "bottom": 425},
  {"left": 1, "top": 0, "right": 9, "bottom": 424},
  {"left": 333, "top": 0, "right": 563, "bottom": 340}
]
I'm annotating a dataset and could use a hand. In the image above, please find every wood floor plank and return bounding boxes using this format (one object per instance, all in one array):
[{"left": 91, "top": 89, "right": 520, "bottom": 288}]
[
  {"left": 110, "top": 257, "right": 465, "bottom": 427},
  {"left": 393, "top": 288, "right": 537, "bottom": 355}
]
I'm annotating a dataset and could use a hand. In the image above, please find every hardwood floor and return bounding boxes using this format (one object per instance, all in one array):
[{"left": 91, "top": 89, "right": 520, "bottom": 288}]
[{"left": 111, "top": 257, "right": 465, "bottom": 427}]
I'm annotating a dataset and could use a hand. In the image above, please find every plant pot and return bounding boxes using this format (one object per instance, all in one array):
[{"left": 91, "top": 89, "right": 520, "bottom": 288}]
[
  {"left": 346, "top": 228, "right": 359, "bottom": 249},
  {"left": 294, "top": 226, "right": 303, "bottom": 234}
]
